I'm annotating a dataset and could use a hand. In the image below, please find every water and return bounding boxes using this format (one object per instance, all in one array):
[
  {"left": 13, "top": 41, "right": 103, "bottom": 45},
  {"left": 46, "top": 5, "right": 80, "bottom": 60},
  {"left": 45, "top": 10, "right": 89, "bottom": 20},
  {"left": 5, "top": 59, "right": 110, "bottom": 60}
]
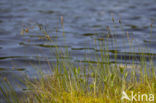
[{"left": 0, "top": 0, "right": 156, "bottom": 101}]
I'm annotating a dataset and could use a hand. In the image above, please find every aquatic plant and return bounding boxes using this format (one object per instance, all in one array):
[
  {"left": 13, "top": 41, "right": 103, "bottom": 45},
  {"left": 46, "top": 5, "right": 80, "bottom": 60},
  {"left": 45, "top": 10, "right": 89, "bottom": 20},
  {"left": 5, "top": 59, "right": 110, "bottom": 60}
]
[{"left": 1, "top": 17, "right": 155, "bottom": 103}]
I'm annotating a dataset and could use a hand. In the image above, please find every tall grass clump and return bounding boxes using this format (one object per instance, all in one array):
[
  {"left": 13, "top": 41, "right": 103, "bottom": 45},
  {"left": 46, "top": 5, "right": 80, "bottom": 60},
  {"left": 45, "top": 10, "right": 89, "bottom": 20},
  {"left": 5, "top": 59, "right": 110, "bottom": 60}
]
[{"left": 1, "top": 17, "right": 156, "bottom": 103}]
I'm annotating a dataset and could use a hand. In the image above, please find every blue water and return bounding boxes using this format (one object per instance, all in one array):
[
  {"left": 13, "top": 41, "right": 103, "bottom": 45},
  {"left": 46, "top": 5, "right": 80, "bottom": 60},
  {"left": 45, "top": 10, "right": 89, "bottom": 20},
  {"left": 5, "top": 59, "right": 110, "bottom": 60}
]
[{"left": 0, "top": 0, "right": 156, "bottom": 102}]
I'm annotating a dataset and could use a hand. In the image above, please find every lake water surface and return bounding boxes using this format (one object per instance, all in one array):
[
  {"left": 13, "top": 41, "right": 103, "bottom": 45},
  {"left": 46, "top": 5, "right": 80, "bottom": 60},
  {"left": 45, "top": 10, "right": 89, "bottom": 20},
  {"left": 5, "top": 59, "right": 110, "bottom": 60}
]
[{"left": 0, "top": 0, "right": 156, "bottom": 101}]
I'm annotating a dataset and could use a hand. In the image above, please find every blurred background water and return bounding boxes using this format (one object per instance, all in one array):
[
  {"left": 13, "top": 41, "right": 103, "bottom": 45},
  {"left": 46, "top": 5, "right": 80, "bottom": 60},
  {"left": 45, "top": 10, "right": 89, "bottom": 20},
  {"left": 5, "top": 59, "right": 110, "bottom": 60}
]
[{"left": 0, "top": 0, "right": 156, "bottom": 101}]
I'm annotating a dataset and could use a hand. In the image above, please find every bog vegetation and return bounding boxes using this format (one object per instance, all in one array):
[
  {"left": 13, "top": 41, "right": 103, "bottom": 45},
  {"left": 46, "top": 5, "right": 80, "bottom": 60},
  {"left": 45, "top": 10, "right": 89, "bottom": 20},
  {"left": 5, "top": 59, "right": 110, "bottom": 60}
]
[{"left": 1, "top": 17, "right": 155, "bottom": 103}]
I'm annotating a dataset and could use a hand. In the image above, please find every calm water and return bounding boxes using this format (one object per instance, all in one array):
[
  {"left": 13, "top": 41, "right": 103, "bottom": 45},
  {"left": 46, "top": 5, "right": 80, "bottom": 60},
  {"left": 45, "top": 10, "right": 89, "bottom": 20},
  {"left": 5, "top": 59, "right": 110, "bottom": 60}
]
[{"left": 0, "top": 0, "right": 156, "bottom": 101}]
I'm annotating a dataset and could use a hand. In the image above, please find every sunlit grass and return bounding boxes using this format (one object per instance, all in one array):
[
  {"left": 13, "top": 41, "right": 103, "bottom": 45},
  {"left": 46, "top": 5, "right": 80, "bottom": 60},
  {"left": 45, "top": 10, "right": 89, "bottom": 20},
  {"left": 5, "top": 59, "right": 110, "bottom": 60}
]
[
  {"left": 1, "top": 17, "right": 156, "bottom": 103},
  {"left": 23, "top": 62, "right": 155, "bottom": 103}
]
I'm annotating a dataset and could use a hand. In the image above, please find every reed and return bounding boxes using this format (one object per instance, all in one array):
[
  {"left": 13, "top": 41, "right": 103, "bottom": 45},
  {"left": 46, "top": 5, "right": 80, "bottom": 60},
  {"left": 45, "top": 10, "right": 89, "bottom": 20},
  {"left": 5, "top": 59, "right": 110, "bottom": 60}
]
[{"left": 1, "top": 18, "right": 155, "bottom": 103}]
